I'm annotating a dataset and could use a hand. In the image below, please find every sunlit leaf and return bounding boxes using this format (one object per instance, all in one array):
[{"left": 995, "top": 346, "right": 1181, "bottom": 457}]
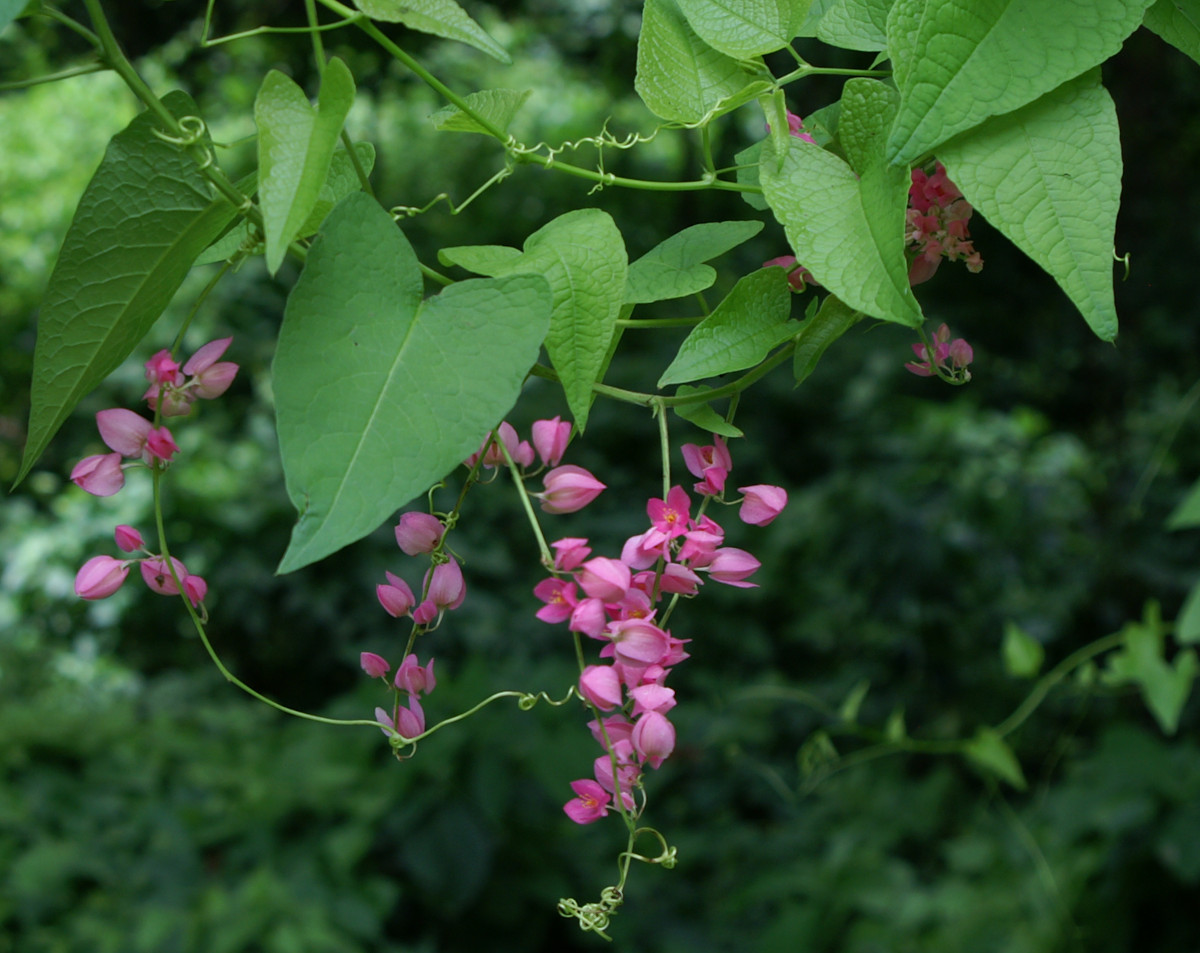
[
  {"left": 432, "top": 88, "right": 531, "bottom": 136},
  {"left": 353, "top": 0, "right": 510, "bottom": 62},
  {"left": 625, "top": 220, "right": 764, "bottom": 303},
  {"left": 1144, "top": 0, "right": 1200, "bottom": 67},
  {"left": 676, "top": 0, "right": 812, "bottom": 57}
]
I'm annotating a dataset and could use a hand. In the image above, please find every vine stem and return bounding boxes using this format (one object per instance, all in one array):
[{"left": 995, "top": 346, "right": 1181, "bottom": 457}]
[{"left": 497, "top": 437, "right": 553, "bottom": 567}]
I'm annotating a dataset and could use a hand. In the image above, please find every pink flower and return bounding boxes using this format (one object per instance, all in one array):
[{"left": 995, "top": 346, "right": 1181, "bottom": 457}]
[
  {"left": 183, "top": 337, "right": 238, "bottom": 399},
  {"left": 139, "top": 556, "right": 189, "bottom": 597},
  {"left": 360, "top": 652, "right": 390, "bottom": 678},
  {"left": 144, "top": 350, "right": 183, "bottom": 386},
  {"left": 114, "top": 525, "right": 145, "bottom": 553},
  {"left": 645, "top": 486, "right": 691, "bottom": 546},
  {"left": 183, "top": 574, "right": 208, "bottom": 607},
  {"left": 377, "top": 571, "right": 416, "bottom": 617},
  {"left": 533, "top": 577, "right": 578, "bottom": 624},
  {"left": 70, "top": 453, "right": 125, "bottom": 496},
  {"left": 702, "top": 547, "right": 760, "bottom": 587},
  {"left": 74, "top": 555, "right": 129, "bottom": 600},
  {"left": 396, "top": 696, "right": 426, "bottom": 739},
  {"left": 631, "top": 711, "right": 676, "bottom": 769},
  {"left": 629, "top": 683, "right": 676, "bottom": 717},
  {"left": 531, "top": 416, "right": 572, "bottom": 468},
  {"left": 785, "top": 110, "right": 817, "bottom": 144},
  {"left": 579, "top": 664, "right": 624, "bottom": 711},
  {"left": 96, "top": 408, "right": 153, "bottom": 457},
  {"left": 568, "top": 597, "right": 607, "bottom": 638},
  {"left": 577, "top": 557, "right": 632, "bottom": 602},
  {"left": 469, "top": 422, "right": 534, "bottom": 469},
  {"left": 551, "top": 537, "right": 591, "bottom": 571},
  {"left": 737, "top": 484, "right": 788, "bottom": 526},
  {"left": 394, "top": 654, "right": 437, "bottom": 695},
  {"left": 588, "top": 715, "right": 633, "bottom": 749},
  {"left": 423, "top": 557, "right": 466, "bottom": 610},
  {"left": 763, "top": 254, "right": 816, "bottom": 292},
  {"left": 537, "top": 465, "right": 606, "bottom": 514},
  {"left": 607, "top": 618, "right": 671, "bottom": 667},
  {"left": 905, "top": 323, "right": 973, "bottom": 380},
  {"left": 145, "top": 426, "right": 179, "bottom": 462},
  {"left": 593, "top": 739, "right": 641, "bottom": 796},
  {"left": 395, "top": 512, "right": 444, "bottom": 555},
  {"left": 563, "top": 779, "right": 611, "bottom": 825}
]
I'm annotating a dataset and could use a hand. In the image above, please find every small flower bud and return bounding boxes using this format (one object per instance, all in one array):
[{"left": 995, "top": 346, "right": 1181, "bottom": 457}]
[
  {"left": 360, "top": 652, "right": 390, "bottom": 679},
  {"left": 736, "top": 484, "right": 788, "bottom": 526},
  {"left": 74, "top": 555, "right": 129, "bottom": 600},
  {"left": 114, "top": 525, "right": 145, "bottom": 553},
  {"left": 537, "top": 465, "right": 605, "bottom": 514},
  {"left": 71, "top": 453, "right": 125, "bottom": 497},
  {"left": 395, "top": 512, "right": 444, "bottom": 556}
]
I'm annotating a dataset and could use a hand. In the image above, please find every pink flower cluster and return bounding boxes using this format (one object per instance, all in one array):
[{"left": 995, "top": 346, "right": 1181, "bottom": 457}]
[
  {"left": 547, "top": 437, "right": 787, "bottom": 824},
  {"left": 75, "top": 524, "right": 207, "bottom": 607},
  {"left": 905, "top": 322, "right": 974, "bottom": 381},
  {"left": 361, "top": 651, "right": 436, "bottom": 741},
  {"left": 71, "top": 339, "right": 237, "bottom": 609},
  {"left": 906, "top": 162, "right": 983, "bottom": 285}
]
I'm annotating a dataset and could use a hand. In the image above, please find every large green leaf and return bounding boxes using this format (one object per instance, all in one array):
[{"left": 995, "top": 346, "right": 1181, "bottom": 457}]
[
  {"left": 625, "top": 220, "right": 764, "bottom": 303},
  {"left": 439, "top": 211, "right": 626, "bottom": 431},
  {"left": 1103, "top": 610, "right": 1198, "bottom": 734},
  {"left": 761, "top": 79, "right": 922, "bottom": 327},
  {"left": 635, "top": 0, "right": 754, "bottom": 123},
  {"left": 17, "top": 91, "right": 237, "bottom": 486},
  {"left": 432, "top": 88, "right": 531, "bottom": 136},
  {"left": 353, "top": 0, "right": 510, "bottom": 62},
  {"left": 939, "top": 73, "right": 1121, "bottom": 341},
  {"left": 255, "top": 58, "right": 355, "bottom": 275},
  {"left": 675, "top": 0, "right": 812, "bottom": 57},
  {"left": 886, "top": 0, "right": 1154, "bottom": 165},
  {"left": 658, "top": 268, "right": 797, "bottom": 387},
  {"left": 1144, "top": 0, "right": 1200, "bottom": 67},
  {"left": 1, "top": 0, "right": 29, "bottom": 34},
  {"left": 816, "top": 0, "right": 893, "bottom": 51},
  {"left": 273, "top": 193, "right": 551, "bottom": 573}
]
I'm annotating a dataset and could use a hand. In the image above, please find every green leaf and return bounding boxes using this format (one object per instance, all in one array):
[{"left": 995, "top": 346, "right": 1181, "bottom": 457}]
[
  {"left": 886, "top": 0, "right": 1153, "bottom": 164},
  {"left": 1144, "top": 0, "right": 1200, "bottom": 66},
  {"left": 625, "top": 220, "right": 764, "bottom": 304},
  {"left": 1103, "top": 613, "right": 1198, "bottom": 734},
  {"left": 964, "top": 727, "right": 1027, "bottom": 790},
  {"left": 297, "top": 141, "right": 376, "bottom": 237},
  {"left": 838, "top": 680, "right": 870, "bottom": 723},
  {"left": 442, "top": 211, "right": 626, "bottom": 431},
  {"left": 884, "top": 707, "right": 907, "bottom": 741},
  {"left": 431, "top": 88, "right": 531, "bottom": 136},
  {"left": 1001, "top": 622, "right": 1045, "bottom": 678},
  {"left": 438, "top": 244, "right": 524, "bottom": 274},
  {"left": 939, "top": 73, "right": 1121, "bottom": 341},
  {"left": 273, "top": 193, "right": 551, "bottom": 573},
  {"left": 670, "top": 390, "right": 745, "bottom": 437},
  {"left": 1176, "top": 579, "right": 1200, "bottom": 645},
  {"left": 353, "top": 0, "right": 510, "bottom": 62},
  {"left": 1167, "top": 477, "right": 1200, "bottom": 530},
  {"left": 658, "top": 268, "right": 797, "bottom": 387},
  {"left": 675, "top": 0, "right": 812, "bottom": 57},
  {"left": 793, "top": 293, "right": 862, "bottom": 385},
  {"left": 635, "top": 0, "right": 754, "bottom": 123},
  {"left": 17, "top": 92, "right": 238, "bottom": 486},
  {"left": 816, "top": 0, "right": 893, "bottom": 51},
  {"left": 761, "top": 79, "right": 923, "bottom": 327},
  {"left": 255, "top": 58, "right": 355, "bottom": 275},
  {"left": 1, "top": 0, "right": 29, "bottom": 34}
]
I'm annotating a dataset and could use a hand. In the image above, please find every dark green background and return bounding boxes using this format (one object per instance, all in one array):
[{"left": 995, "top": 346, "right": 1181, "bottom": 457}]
[{"left": 2, "top": 3, "right": 1199, "bottom": 950}]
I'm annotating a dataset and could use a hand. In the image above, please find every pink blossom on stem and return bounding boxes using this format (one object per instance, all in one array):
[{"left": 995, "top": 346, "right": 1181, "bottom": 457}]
[
  {"left": 377, "top": 571, "right": 416, "bottom": 617},
  {"left": 533, "top": 577, "right": 579, "bottom": 624},
  {"left": 645, "top": 486, "right": 692, "bottom": 546},
  {"left": 593, "top": 740, "right": 641, "bottom": 797},
  {"left": 563, "top": 779, "right": 611, "bottom": 825},
  {"left": 702, "top": 547, "right": 761, "bottom": 587},
  {"left": 588, "top": 715, "right": 634, "bottom": 749},
  {"left": 577, "top": 557, "right": 632, "bottom": 602},
  {"left": 785, "top": 110, "right": 817, "bottom": 144},
  {"left": 737, "top": 484, "right": 788, "bottom": 526},
  {"left": 568, "top": 597, "right": 608, "bottom": 638},
  {"left": 96, "top": 408, "right": 153, "bottom": 457},
  {"left": 183, "top": 574, "right": 208, "bottom": 607},
  {"left": 551, "top": 537, "right": 592, "bottom": 571},
  {"left": 607, "top": 618, "right": 671, "bottom": 667},
  {"left": 629, "top": 683, "right": 676, "bottom": 717},
  {"left": 182, "top": 337, "right": 232, "bottom": 376},
  {"left": 579, "top": 664, "right": 624, "bottom": 710},
  {"left": 145, "top": 350, "right": 183, "bottom": 386},
  {"left": 395, "top": 696, "right": 426, "bottom": 739},
  {"left": 395, "top": 512, "right": 444, "bottom": 555},
  {"left": 537, "top": 465, "right": 606, "bottom": 514},
  {"left": 531, "top": 416, "right": 572, "bottom": 468},
  {"left": 139, "top": 556, "right": 190, "bottom": 597},
  {"left": 71, "top": 453, "right": 125, "bottom": 496},
  {"left": 114, "top": 525, "right": 145, "bottom": 553},
  {"left": 620, "top": 529, "right": 663, "bottom": 570},
  {"left": 394, "top": 654, "right": 436, "bottom": 696},
  {"left": 631, "top": 711, "right": 676, "bottom": 769},
  {"left": 183, "top": 338, "right": 239, "bottom": 399},
  {"left": 763, "top": 254, "right": 817, "bottom": 292},
  {"left": 75, "top": 555, "right": 130, "bottom": 600},
  {"left": 360, "top": 652, "right": 391, "bottom": 679},
  {"left": 423, "top": 557, "right": 466, "bottom": 611},
  {"left": 145, "top": 426, "right": 180, "bottom": 462},
  {"left": 655, "top": 562, "right": 703, "bottom": 595}
]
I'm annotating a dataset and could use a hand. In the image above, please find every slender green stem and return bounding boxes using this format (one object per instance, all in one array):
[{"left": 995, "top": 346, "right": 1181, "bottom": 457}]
[
  {"left": 419, "top": 263, "right": 454, "bottom": 286},
  {"left": 170, "top": 261, "right": 230, "bottom": 355},
  {"left": 0, "top": 62, "right": 107, "bottom": 91},
  {"left": 776, "top": 64, "right": 892, "bottom": 86},
  {"left": 498, "top": 438, "right": 553, "bottom": 567},
  {"left": 615, "top": 316, "right": 704, "bottom": 328},
  {"left": 304, "top": 0, "right": 327, "bottom": 66},
  {"left": 38, "top": 5, "right": 100, "bottom": 44},
  {"left": 655, "top": 398, "right": 671, "bottom": 500}
]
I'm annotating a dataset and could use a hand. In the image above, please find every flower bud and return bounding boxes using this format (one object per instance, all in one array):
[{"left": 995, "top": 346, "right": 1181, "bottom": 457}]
[
  {"left": 96, "top": 408, "right": 153, "bottom": 457},
  {"left": 538, "top": 465, "right": 605, "bottom": 514},
  {"left": 424, "top": 557, "right": 465, "bottom": 610},
  {"left": 114, "top": 525, "right": 145, "bottom": 553},
  {"left": 377, "top": 571, "right": 415, "bottom": 617},
  {"left": 578, "top": 664, "right": 623, "bottom": 711},
  {"left": 74, "top": 555, "right": 129, "bottom": 600},
  {"left": 631, "top": 711, "right": 676, "bottom": 769},
  {"left": 139, "top": 556, "right": 189, "bottom": 596},
  {"left": 531, "top": 416, "right": 571, "bottom": 468},
  {"left": 360, "top": 652, "right": 390, "bottom": 679},
  {"left": 394, "top": 512, "right": 444, "bottom": 555},
  {"left": 71, "top": 453, "right": 125, "bottom": 497},
  {"left": 736, "top": 484, "right": 788, "bottom": 526}
]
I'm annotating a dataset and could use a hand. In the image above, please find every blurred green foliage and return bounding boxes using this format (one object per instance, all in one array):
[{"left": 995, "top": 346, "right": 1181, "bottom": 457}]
[{"left": 2, "top": 3, "right": 1200, "bottom": 951}]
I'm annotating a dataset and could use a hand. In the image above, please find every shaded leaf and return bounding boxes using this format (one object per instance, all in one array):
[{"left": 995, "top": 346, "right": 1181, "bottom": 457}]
[
  {"left": 353, "top": 0, "right": 510, "bottom": 62},
  {"left": 432, "top": 88, "right": 531, "bottom": 136},
  {"left": 438, "top": 244, "right": 524, "bottom": 274},
  {"left": 17, "top": 91, "right": 237, "bottom": 485},
  {"left": 939, "top": 73, "right": 1121, "bottom": 340},
  {"left": 670, "top": 389, "right": 745, "bottom": 437},
  {"left": 298, "top": 141, "right": 376, "bottom": 236},
  {"left": 838, "top": 680, "right": 870, "bottom": 723},
  {"left": 273, "top": 193, "right": 551, "bottom": 572},
  {"left": 1, "top": 0, "right": 29, "bottom": 34},
  {"left": 1002, "top": 621, "right": 1045, "bottom": 678},
  {"left": 1103, "top": 608, "right": 1198, "bottom": 734},
  {"left": 1144, "top": 0, "right": 1200, "bottom": 66},
  {"left": 886, "top": 0, "right": 1153, "bottom": 164},
  {"left": 1176, "top": 579, "right": 1200, "bottom": 645},
  {"left": 761, "top": 79, "right": 922, "bottom": 327},
  {"left": 793, "top": 293, "right": 862, "bottom": 385},
  {"left": 658, "top": 268, "right": 796, "bottom": 387},
  {"left": 255, "top": 58, "right": 356, "bottom": 275},
  {"left": 1167, "top": 477, "right": 1200, "bottom": 530},
  {"left": 817, "top": 0, "right": 893, "bottom": 51},
  {"left": 625, "top": 220, "right": 764, "bottom": 304}
]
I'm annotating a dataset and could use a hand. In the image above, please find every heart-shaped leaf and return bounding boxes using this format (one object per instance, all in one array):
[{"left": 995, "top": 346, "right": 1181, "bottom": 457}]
[
  {"left": 1144, "top": 0, "right": 1200, "bottom": 67},
  {"left": 353, "top": 0, "right": 510, "bottom": 62},
  {"left": 273, "top": 193, "right": 551, "bottom": 572},
  {"left": 625, "top": 220, "right": 764, "bottom": 304}
]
